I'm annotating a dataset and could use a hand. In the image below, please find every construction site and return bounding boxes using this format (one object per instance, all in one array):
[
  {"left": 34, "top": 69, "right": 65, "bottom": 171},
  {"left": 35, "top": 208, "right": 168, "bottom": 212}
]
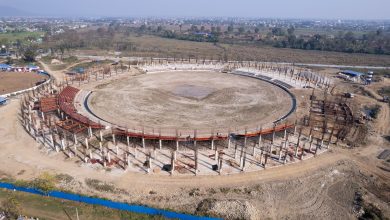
[
  {"left": 0, "top": 56, "right": 389, "bottom": 219},
  {"left": 17, "top": 58, "right": 344, "bottom": 176}
]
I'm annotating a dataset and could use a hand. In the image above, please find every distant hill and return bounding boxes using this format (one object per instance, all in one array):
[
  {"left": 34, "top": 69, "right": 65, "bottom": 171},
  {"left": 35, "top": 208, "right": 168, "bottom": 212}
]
[{"left": 0, "top": 6, "right": 35, "bottom": 17}]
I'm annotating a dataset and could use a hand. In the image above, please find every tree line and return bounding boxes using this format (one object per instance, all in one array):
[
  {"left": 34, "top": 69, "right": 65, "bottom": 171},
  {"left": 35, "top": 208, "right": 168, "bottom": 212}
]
[{"left": 268, "top": 28, "right": 390, "bottom": 55}]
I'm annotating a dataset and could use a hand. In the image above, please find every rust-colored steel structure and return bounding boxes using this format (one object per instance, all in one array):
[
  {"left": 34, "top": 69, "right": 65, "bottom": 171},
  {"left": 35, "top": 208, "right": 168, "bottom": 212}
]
[{"left": 57, "top": 86, "right": 104, "bottom": 129}]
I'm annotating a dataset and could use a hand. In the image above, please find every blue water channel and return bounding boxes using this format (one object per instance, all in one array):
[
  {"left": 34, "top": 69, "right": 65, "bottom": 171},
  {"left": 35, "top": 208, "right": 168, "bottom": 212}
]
[{"left": 0, "top": 182, "right": 221, "bottom": 220}]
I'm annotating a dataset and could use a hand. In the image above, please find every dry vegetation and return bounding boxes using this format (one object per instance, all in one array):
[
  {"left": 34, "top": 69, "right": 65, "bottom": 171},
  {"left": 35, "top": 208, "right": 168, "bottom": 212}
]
[{"left": 73, "top": 34, "right": 390, "bottom": 66}]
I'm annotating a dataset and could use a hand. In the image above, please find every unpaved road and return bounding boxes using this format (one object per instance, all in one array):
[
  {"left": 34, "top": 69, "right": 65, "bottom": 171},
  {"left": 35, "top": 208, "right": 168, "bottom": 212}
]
[{"left": 0, "top": 59, "right": 387, "bottom": 219}]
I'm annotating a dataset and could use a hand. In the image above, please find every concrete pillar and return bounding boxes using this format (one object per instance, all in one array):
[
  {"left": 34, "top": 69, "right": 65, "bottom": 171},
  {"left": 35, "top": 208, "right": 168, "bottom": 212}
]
[
  {"left": 211, "top": 139, "right": 215, "bottom": 150},
  {"left": 112, "top": 133, "right": 116, "bottom": 146},
  {"left": 88, "top": 127, "right": 92, "bottom": 138},
  {"left": 295, "top": 129, "right": 301, "bottom": 157},
  {"left": 194, "top": 147, "right": 199, "bottom": 175},
  {"left": 99, "top": 130, "right": 103, "bottom": 142},
  {"left": 148, "top": 153, "right": 152, "bottom": 173},
  {"left": 55, "top": 143, "right": 59, "bottom": 152},
  {"left": 85, "top": 138, "right": 89, "bottom": 149},
  {"left": 240, "top": 141, "right": 245, "bottom": 168},
  {"left": 283, "top": 135, "right": 289, "bottom": 164},
  {"left": 258, "top": 132, "right": 262, "bottom": 148},
  {"left": 73, "top": 133, "right": 78, "bottom": 145},
  {"left": 50, "top": 133, "right": 54, "bottom": 147},
  {"left": 116, "top": 145, "right": 119, "bottom": 155},
  {"left": 278, "top": 144, "right": 283, "bottom": 161},
  {"left": 259, "top": 149, "right": 263, "bottom": 165},
  {"left": 176, "top": 140, "right": 179, "bottom": 151},
  {"left": 107, "top": 152, "right": 111, "bottom": 163},
  {"left": 218, "top": 157, "right": 223, "bottom": 175},
  {"left": 215, "top": 149, "right": 219, "bottom": 162},
  {"left": 142, "top": 138, "right": 145, "bottom": 148},
  {"left": 61, "top": 139, "right": 65, "bottom": 151},
  {"left": 227, "top": 137, "right": 231, "bottom": 149},
  {"left": 127, "top": 136, "right": 130, "bottom": 147},
  {"left": 314, "top": 139, "right": 319, "bottom": 155},
  {"left": 242, "top": 148, "right": 247, "bottom": 171},
  {"left": 309, "top": 138, "right": 313, "bottom": 153},
  {"left": 159, "top": 139, "right": 162, "bottom": 149},
  {"left": 99, "top": 142, "right": 103, "bottom": 152}
]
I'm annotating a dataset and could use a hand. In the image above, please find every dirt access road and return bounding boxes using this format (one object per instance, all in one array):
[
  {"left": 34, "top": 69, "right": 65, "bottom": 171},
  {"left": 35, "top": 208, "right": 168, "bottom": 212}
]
[{"left": 0, "top": 59, "right": 387, "bottom": 219}]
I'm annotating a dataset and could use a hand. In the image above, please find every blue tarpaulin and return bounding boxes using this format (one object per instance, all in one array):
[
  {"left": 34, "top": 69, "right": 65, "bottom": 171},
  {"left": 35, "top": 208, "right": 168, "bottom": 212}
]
[
  {"left": 0, "top": 63, "right": 11, "bottom": 69},
  {"left": 341, "top": 70, "right": 365, "bottom": 77},
  {"left": 0, "top": 97, "right": 7, "bottom": 105}
]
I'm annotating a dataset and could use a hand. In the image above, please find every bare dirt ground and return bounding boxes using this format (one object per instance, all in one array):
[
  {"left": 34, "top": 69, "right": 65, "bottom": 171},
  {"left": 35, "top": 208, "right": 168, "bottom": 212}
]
[
  {"left": 0, "top": 97, "right": 388, "bottom": 219},
  {"left": 0, "top": 63, "right": 389, "bottom": 219},
  {"left": 88, "top": 71, "right": 292, "bottom": 132},
  {"left": 0, "top": 71, "right": 48, "bottom": 95}
]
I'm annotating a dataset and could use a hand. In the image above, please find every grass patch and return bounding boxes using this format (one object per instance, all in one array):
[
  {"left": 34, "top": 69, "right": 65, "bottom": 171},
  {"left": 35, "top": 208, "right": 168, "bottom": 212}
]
[
  {"left": 85, "top": 178, "right": 116, "bottom": 193},
  {"left": 0, "top": 188, "right": 168, "bottom": 220},
  {"left": 0, "top": 31, "right": 44, "bottom": 43},
  {"left": 55, "top": 173, "right": 74, "bottom": 184}
]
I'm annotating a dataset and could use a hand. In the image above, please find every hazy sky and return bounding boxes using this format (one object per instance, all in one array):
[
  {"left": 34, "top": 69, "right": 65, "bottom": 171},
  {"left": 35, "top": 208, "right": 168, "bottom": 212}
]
[{"left": 1, "top": 0, "right": 389, "bottom": 19}]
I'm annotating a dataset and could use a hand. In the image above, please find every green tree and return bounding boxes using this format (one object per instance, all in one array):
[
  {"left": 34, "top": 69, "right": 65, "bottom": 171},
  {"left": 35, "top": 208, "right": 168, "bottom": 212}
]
[
  {"left": 139, "top": 24, "right": 147, "bottom": 32},
  {"left": 6, "top": 56, "right": 13, "bottom": 65},
  {"left": 287, "top": 26, "right": 295, "bottom": 35},
  {"left": 227, "top": 25, "right": 234, "bottom": 33},
  {"left": 238, "top": 27, "right": 245, "bottom": 34},
  {"left": 22, "top": 45, "right": 37, "bottom": 62},
  {"left": 190, "top": 25, "right": 198, "bottom": 32},
  {"left": 254, "top": 27, "right": 260, "bottom": 33}
]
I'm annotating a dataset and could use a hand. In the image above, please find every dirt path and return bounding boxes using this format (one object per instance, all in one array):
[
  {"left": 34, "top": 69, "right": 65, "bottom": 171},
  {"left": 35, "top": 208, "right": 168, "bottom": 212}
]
[
  {"left": 39, "top": 59, "right": 91, "bottom": 82},
  {"left": 39, "top": 60, "right": 64, "bottom": 81}
]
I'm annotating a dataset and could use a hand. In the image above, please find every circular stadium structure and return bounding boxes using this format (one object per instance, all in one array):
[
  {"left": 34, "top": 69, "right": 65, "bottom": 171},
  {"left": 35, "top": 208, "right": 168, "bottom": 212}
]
[
  {"left": 21, "top": 59, "right": 334, "bottom": 175},
  {"left": 84, "top": 70, "right": 296, "bottom": 138}
]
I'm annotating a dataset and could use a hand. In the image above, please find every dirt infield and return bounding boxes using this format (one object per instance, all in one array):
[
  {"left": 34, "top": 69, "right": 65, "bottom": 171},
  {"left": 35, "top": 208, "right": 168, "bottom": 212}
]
[
  {"left": 87, "top": 71, "right": 293, "bottom": 132},
  {"left": 0, "top": 71, "right": 48, "bottom": 95}
]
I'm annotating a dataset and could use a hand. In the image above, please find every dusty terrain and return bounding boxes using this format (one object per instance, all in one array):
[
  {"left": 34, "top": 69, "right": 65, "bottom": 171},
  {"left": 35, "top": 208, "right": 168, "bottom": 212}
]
[
  {"left": 88, "top": 71, "right": 292, "bottom": 132},
  {"left": 0, "top": 61, "right": 388, "bottom": 219},
  {"left": 0, "top": 71, "right": 48, "bottom": 95},
  {"left": 0, "top": 97, "right": 388, "bottom": 219}
]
